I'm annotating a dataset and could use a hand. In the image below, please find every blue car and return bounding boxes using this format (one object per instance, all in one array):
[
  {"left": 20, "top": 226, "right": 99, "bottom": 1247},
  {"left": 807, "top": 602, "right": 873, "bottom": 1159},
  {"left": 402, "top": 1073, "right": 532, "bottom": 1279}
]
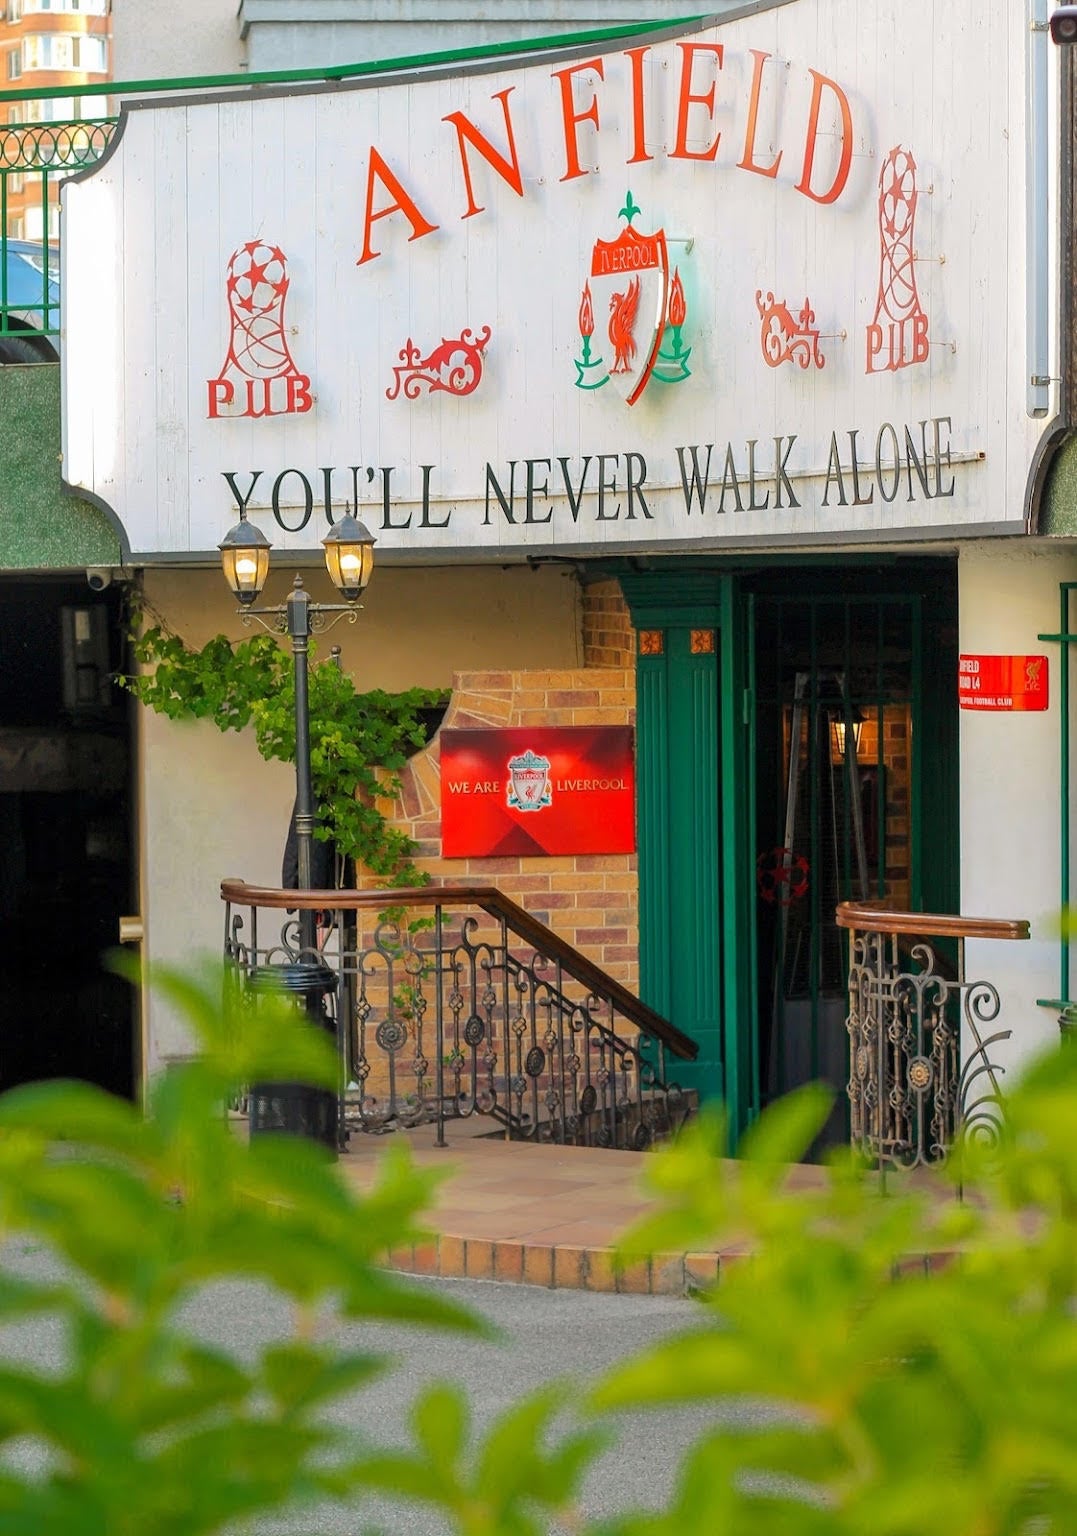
[{"left": 0, "top": 237, "right": 60, "bottom": 362}]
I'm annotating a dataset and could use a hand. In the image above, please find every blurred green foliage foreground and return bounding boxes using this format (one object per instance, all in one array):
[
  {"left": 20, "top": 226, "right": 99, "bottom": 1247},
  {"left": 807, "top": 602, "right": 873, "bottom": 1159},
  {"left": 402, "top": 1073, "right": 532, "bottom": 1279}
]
[{"left": 0, "top": 966, "right": 1072, "bottom": 1535}]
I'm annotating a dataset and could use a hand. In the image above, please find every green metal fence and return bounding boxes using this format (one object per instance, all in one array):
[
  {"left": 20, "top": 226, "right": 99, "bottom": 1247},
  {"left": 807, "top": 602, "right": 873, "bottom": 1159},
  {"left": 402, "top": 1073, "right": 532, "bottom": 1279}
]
[{"left": 0, "top": 118, "right": 113, "bottom": 356}]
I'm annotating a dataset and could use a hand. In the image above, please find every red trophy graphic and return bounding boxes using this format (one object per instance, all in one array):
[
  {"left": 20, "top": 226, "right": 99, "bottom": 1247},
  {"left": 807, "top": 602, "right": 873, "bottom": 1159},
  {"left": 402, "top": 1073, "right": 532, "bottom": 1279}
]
[
  {"left": 866, "top": 147, "right": 929, "bottom": 373},
  {"left": 207, "top": 241, "right": 313, "bottom": 419}
]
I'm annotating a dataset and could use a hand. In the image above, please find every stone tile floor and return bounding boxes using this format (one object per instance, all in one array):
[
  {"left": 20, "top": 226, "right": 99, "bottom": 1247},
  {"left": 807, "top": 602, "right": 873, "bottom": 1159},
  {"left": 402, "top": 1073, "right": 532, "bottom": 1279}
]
[{"left": 336, "top": 1118, "right": 831, "bottom": 1295}]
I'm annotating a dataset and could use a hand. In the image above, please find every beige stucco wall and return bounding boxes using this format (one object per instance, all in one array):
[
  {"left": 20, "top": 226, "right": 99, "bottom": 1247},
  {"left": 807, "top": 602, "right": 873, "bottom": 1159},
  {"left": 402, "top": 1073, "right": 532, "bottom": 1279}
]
[
  {"left": 958, "top": 538, "right": 1077, "bottom": 1080},
  {"left": 111, "top": 0, "right": 245, "bottom": 85},
  {"left": 138, "top": 562, "right": 582, "bottom": 1072}
]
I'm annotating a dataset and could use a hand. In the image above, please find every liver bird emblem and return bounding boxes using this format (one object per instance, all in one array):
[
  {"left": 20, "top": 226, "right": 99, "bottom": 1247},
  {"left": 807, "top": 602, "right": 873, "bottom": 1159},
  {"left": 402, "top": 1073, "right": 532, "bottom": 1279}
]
[
  {"left": 576, "top": 192, "right": 689, "bottom": 404},
  {"left": 608, "top": 276, "right": 641, "bottom": 375}
]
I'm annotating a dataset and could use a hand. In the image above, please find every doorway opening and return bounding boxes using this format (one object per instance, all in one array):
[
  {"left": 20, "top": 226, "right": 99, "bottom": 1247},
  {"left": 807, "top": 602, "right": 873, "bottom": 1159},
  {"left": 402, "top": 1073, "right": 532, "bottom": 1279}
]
[
  {"left": 750, "top": 571, "right": 956, "bottom": 1145},
  {"left": 0, "top": 578, "right": 136, "bottom": 1098}
]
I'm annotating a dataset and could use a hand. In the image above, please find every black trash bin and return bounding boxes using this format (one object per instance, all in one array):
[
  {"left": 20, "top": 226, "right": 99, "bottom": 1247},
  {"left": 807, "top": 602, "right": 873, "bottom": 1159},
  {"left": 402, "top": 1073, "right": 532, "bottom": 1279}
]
[{"left": 247, "top": 960, "right": 339, "bottom": 1154}]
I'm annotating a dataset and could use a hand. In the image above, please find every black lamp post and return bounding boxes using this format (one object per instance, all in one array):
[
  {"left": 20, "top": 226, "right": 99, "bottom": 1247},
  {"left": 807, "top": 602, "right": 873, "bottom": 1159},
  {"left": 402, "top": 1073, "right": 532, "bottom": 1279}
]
[{"left": 218, "top": 509, "right": 376, "bottom": 1147}]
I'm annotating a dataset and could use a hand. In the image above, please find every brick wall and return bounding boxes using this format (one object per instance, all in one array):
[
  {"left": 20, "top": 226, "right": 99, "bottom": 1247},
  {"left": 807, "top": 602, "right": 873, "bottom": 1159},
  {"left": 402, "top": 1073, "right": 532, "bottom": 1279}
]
[
  {"left": 581, "top": 578, "right": 636, "bottom": 668},
  {"left": 364, "top": 662, "right": 640, "bottom": 991}
]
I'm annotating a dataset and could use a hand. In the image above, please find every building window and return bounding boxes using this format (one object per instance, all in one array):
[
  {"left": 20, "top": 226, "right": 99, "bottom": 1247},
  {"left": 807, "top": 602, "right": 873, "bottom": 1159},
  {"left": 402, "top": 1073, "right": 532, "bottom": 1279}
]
[
  {"left": 6, "top": 49, "right": 21, "bottom": 80},
  {"left": 21, "top": 34, "right": 106, "bottom": 72},
  {"left": 22, "top": 0, "right": 107, "bottom": 12},
  {"left": 21, "top": 203, "right": 58, "bottom": 240},
  {"left": 71, "top": 35, "right": 107, "bottom": 71}
]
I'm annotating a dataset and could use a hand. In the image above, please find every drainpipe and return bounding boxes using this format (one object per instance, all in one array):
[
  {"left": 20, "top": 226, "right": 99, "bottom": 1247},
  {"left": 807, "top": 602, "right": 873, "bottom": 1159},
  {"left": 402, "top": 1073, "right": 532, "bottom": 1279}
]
[{"left": 1024, "top": 0, "right": 1073, "bottom": 530}]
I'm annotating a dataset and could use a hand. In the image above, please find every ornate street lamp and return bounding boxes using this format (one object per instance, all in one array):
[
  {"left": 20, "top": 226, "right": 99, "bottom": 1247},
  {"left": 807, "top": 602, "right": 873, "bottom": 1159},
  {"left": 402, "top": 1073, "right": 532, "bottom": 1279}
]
[
  {"left": 218, "top": 516, "right": 271, "bottom": 606},
  {"left": 218, "top": 509, "right": 376, "bottom": 1149}
]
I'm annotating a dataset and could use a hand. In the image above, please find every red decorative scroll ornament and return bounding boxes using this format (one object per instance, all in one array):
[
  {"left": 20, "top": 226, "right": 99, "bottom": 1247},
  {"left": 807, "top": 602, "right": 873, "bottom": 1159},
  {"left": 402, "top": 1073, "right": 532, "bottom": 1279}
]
[
  {"left": 207, "top": 241, "right": 313, "bottom": 419},
  {"left": 866, "top": 146, "right": 929, "bottom": 373},
  {"left": 755, "top": 290, "right": 825, "bottom": 370},
  {"left": 385, "top": 325, "right": 491, "bottom": 400}
]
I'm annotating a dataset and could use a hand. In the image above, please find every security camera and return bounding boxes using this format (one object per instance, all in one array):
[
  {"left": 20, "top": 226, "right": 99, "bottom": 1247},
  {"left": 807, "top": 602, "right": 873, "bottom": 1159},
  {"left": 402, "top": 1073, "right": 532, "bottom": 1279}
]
[
  {"left": 85, "top": 567, "right": 112, "bottom": 591},
  {"left": 1051, "top": 6, "right": 1077, "bottom": 43}
]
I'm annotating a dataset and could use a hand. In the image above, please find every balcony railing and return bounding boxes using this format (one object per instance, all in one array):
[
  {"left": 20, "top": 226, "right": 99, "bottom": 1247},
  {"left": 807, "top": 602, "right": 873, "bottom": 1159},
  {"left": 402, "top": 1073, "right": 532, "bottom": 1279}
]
[
  {"left": 221, "top": 879, "right": 697, "bottom": 1152},
  {"left": 836, "top": 901, "right": 1030, "bottom": 1175}
]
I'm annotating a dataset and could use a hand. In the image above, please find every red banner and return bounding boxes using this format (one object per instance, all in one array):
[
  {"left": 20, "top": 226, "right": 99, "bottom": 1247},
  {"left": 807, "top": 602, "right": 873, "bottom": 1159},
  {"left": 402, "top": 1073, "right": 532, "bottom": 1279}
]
[
  {"left": 441, "top": 727, "right": 635, "bottom": 856},
  {"left": 958, "top": 654, "right": 1049, "bottom": 711}
]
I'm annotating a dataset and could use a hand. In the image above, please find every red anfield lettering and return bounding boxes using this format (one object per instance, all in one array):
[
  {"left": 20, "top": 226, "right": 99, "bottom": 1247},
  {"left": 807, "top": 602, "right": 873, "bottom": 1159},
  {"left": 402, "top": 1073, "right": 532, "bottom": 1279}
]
[
  {"left": 624, "top": 45, "right": 652, "bottom": 165},
  {"left": 737, "top": 49, "right": 782, "bottom": 179},
  {"left": 443, "top": 87, "right": 524, "bottom": 219},
  {"left": 670, "top": 41, "right": 724, "bottom": 162},
  {"left": 357, "top": 147, "right": 439, "bottom": 265},
  {"left": 551, "top": 58, "right": 604, "bottom": 181},
  {"left": 795, "top": 69, "right": 853, "bottom": 205}
]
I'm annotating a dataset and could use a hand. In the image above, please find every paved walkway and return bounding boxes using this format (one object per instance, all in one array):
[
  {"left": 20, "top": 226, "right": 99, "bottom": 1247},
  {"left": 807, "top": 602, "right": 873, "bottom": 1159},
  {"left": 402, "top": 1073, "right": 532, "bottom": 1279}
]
[{"left": 337, "top": 1119, "right": 829, "bottom": 1296}]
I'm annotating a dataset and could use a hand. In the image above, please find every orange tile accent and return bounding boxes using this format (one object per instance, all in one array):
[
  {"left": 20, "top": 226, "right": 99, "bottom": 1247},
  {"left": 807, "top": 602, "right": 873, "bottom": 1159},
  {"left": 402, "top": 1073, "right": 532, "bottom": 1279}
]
[
  {"left": 493, "top": 1243, "right": 525, "bottom": 1284},
  {"left": 553, "top": 1245, "right": 588, "bottom": 1289},
  {"left": 584, "top": 1248, "right": 618, "bottom": 1293},
  {"left": 464, "top": 1239, "right": 495, "bottom": 1281},
  {"left": 411, "top": 1241, "right": 440, "bottom": 1276},
  {"left": 438, "top": 1235, "right": 466, "bottom": 1279},
  {"left": 690, "top": 629, "right": 716, "bottom": 654},
  {"left": 638, "top": 629, "right": 664, "bottom": 656},
  {"left": 523, "top": 1245, "right": 555, "bottom": 1288},
  {"left": 651, "top": 1253, "right": 688, "bottom": 1295},
  {"left": 615, "top": 1257, "right": 653, "bottom": 1295},
  {"left": 684, "top": 1252, "right": 720, "bottom": 1291}
]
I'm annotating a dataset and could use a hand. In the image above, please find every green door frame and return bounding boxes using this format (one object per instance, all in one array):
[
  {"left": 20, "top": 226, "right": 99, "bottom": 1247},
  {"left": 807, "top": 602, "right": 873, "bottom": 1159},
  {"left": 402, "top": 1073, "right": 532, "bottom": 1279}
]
[{"left": 618, "top": 557, "right": 957, "bottom": 1150}]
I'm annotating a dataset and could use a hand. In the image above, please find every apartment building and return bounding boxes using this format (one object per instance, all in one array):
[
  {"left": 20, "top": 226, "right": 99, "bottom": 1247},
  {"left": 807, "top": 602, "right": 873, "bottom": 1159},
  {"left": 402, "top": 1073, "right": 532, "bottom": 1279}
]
[{"left": 2, "top": 0, "right": 109, "bottom": 237}]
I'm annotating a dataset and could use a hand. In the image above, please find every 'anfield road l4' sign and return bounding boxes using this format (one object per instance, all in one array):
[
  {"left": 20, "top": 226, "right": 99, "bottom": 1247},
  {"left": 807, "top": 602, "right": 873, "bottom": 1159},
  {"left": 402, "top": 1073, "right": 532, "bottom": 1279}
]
[{"left": 61, "top": 2, "right": 1056, "bottom": 562}]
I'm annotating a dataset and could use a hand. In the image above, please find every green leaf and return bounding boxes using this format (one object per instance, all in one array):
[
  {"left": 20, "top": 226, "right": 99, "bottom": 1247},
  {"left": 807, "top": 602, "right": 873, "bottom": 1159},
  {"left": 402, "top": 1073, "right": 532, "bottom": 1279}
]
[
  {"left": 413, "top": 1380, "right": 469, "bottom": 1469},
  {"left": 738, "top": 1081, "right": 834, "bottom": 1170},
  {"left": 261, "top": 1342, "right": 386, "bottom": 1417}
]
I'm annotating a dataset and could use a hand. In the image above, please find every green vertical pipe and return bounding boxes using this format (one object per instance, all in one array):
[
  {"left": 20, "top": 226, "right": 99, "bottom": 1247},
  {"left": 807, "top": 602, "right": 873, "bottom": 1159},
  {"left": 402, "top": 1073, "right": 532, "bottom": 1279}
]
[
  {"left": 719, "top": 574, "right": 752, "bottom": 1138},
  {"left": 808, "top": 604, "right": 819, "bottom": 1081},
  {"left": 745, "top": 590, "right": 760, "bottom": 1125},
  {"left": 1, "top": 179, "right": 7, "bottom": 316},
  {"left": 910, "top": 596, "right": 924, "bottom": 911},
  {"left": 1061, "top": 584, "right": 1070, "bottom": 1004}
]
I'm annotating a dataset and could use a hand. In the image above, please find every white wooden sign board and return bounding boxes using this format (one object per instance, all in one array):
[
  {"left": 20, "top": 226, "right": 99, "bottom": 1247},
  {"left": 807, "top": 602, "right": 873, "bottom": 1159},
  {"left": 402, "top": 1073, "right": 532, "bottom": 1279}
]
[{"left": 61, "top": 0, "right": 1055, "bottom": 560}]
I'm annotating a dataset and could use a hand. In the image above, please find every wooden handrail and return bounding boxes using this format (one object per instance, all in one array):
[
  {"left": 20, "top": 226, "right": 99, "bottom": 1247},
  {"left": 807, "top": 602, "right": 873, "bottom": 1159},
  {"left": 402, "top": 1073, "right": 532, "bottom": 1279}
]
[
  {"left": 836, "top": 900, "right": 1030, "bottom": 942},
  {"left": 222, "top": 878, "right": 699, "bottom": 1062}
]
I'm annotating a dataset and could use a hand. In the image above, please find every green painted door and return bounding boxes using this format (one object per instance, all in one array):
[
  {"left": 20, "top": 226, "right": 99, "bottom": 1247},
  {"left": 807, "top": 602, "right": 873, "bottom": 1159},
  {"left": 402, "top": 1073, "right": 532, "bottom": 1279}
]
[{"left": 621, "top": 572, "right": 757, "bottom": 1132}]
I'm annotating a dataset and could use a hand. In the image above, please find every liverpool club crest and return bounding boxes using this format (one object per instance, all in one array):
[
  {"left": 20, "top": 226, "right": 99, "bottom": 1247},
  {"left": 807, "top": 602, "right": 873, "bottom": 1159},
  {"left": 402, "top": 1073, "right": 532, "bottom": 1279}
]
[
  {"left": 507, "top": 749, "right": 552, "bottom": 813},
  {"left": 574, "top": 192, "right": 691, "bottom": 403}
]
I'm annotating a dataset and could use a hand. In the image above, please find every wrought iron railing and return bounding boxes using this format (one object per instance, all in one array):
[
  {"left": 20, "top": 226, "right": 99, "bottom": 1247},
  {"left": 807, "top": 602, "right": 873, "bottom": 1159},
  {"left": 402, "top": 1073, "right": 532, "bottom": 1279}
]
[
  {"left": 836, "top": 901, "right": 1030, "bottom": 1175},
  {"left": 221, "top": 879, "right": 697, "bottom": 1151},
  {"left": 0, "top": 119, "right": 116, "bottom": 353}
]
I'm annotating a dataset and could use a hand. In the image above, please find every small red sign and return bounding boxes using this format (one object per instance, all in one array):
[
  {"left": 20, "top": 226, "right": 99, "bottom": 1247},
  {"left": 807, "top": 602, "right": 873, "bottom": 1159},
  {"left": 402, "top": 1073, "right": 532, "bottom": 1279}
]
[
  {"left": 958, "top": 654, "right": 1049, "bottom": 711},
  {"left": 441, "top": 727, "right": 635, "bottom": 857}
]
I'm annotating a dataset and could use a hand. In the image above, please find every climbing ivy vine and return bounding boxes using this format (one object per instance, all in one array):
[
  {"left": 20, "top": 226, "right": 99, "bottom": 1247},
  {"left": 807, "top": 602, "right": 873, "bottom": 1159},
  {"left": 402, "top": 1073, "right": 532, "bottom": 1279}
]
[{"left": 124, "top": 622, "right": 448, "bottom": 887}]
